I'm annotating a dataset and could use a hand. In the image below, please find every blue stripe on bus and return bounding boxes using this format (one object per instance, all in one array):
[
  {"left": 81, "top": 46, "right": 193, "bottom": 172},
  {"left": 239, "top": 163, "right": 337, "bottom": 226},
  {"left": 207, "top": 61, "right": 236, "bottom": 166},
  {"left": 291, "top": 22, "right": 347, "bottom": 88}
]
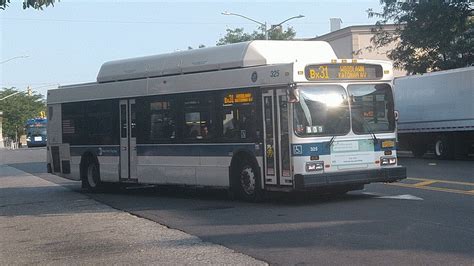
[
  {"left": 137, "top": 144, "right": 257, "bottom": 157},
  {"left": 68, "top": 139, "right": 394, "bottom": 158},
  {"left": 291, "top": 143, "right": 331, "bottom": 156},
  {"left": 69, "top": 144, "right": 258, "bottom": 157},
  {"left": 291, "top": 138, "right": 396, "bottom": 156},
  {"left": 70, "top": 146, "right": 120, "bottom": 157}
]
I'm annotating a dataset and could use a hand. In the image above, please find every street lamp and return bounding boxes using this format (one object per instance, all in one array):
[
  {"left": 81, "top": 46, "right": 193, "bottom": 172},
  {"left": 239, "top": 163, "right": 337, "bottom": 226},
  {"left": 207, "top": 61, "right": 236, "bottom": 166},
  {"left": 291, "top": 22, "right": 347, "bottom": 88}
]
[
  {"left": 222, "top": 11, "right": 304, "bottom": 40},
  {"left": 274, "top": 15, "right": 305, "bottom": 29}
]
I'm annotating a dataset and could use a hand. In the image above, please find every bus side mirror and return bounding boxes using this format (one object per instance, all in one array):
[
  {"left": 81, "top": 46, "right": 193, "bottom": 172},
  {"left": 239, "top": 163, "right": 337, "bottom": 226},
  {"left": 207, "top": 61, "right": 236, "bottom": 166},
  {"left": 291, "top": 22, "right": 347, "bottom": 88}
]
[
  {"left": 394, "top": 110, "right": 399, "bottom": 121},
  {"left": 287, "top": 87, "right": 299, "bottom": 103}
]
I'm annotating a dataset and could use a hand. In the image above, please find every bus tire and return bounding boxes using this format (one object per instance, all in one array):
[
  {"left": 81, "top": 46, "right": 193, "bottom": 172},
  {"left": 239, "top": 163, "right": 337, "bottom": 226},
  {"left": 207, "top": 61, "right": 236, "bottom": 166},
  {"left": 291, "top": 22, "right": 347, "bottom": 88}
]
[
  {"left": 434, "top": 135, "right": 454, "bottom": 160},
  {"left": 82, "top": 160, "right": 102, "bottom": 192},
  {"left": 235, "top": 158, "right": 263, "bottom": 202}
]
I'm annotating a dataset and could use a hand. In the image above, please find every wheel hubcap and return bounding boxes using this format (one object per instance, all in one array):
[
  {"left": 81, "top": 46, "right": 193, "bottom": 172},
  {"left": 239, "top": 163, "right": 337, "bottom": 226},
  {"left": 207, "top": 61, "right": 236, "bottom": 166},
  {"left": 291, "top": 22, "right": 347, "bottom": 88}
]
[
  {"left": 435, "top": 140, "right": 444, "bottom": 156},
  {"left": 87, "top": 164, "right": 97, "bottom": 188},
  {"left": 240, "top": 166, "right": 256, "bottom": 195}
]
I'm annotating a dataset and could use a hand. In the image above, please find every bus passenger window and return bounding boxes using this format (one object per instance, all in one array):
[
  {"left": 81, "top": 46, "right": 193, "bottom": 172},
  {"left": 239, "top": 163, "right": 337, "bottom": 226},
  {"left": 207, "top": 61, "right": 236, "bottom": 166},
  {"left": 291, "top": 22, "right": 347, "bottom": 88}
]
[
  {"left": 185, "top": 112, "right": 202, "bottom": 138},
  {"left": 222, "top": 110, "right": 238, "bottom": 138},
  {"left": 149, "top": 99, "right": 176, "bottom": 141},
  {"left": 221, "top": 91, "right": 256, "bottom": 141},
  {"left": 184, "top": 95, "right": 214, "bottom": 140}
]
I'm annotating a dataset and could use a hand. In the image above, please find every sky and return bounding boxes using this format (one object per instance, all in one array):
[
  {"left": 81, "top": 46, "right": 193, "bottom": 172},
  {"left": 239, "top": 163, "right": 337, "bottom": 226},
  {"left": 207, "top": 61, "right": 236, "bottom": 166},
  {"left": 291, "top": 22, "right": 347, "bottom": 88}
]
[{"left": 1, "top": 0, "right": 383, "bottom": 96}]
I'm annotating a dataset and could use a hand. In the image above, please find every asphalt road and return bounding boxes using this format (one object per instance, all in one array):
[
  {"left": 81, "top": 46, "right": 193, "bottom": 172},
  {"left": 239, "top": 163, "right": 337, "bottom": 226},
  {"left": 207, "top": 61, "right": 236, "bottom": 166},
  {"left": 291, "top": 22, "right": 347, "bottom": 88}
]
[{"left": 3, "top": 147, "right": 474, "bottom": 265}]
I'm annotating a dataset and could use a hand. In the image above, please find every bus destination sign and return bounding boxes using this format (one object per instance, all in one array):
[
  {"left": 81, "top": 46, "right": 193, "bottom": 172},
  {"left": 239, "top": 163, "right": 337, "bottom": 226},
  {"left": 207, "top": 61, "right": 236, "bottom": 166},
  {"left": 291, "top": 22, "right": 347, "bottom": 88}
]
[
  {"left": 224, "top": 92, "right": 253, "bottom": 104},
  {"left": 305, "top": 64, "right": 383, "bottom": 81}
]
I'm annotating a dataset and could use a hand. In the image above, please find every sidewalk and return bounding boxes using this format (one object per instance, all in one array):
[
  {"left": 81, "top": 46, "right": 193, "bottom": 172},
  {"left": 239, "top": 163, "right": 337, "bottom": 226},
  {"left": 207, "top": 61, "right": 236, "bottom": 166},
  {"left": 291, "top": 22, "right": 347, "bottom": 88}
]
[{"left": 0, "top": 165, "right": 266, "bottom": 265}]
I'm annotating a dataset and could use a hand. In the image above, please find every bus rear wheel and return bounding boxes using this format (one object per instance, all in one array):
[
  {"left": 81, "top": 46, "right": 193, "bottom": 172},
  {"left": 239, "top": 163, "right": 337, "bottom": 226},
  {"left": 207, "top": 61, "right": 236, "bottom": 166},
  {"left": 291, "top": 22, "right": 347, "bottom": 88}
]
[
  {"left": 82, "top": 161, "right": 102, "bottom": 192},
  {"left": 434, "top": 135, "right": 454, "bottom": 160},
  {"left": 236, "top": 159, "right": 262, "bottom": 202}
]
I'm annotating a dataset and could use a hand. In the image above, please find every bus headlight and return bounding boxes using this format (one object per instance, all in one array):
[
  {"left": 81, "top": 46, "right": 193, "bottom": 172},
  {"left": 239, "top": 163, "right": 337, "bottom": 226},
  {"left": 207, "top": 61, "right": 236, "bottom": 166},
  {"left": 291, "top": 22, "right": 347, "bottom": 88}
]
[
  {"left": 306, "top": 161, "right": 324, "bottom": 172},
  {"left": 380, "top": 157, "right": 396, "bottom": 166},
  {"left": 26, "top": 137, "right": 31, "bottom": 142}
]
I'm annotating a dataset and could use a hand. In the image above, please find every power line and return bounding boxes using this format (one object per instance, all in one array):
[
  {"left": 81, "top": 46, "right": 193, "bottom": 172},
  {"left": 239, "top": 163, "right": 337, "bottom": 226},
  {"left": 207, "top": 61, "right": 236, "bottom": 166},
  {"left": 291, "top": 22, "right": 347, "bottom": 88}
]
[
  {"left": 1, "top": 83, "right": 62, "bottom": 89},
  {"left": 3, "top": 17, "right": 246, "bottom": 24},
  {"left": 2, "top": 17, "right": 375, "bottom": 25}
]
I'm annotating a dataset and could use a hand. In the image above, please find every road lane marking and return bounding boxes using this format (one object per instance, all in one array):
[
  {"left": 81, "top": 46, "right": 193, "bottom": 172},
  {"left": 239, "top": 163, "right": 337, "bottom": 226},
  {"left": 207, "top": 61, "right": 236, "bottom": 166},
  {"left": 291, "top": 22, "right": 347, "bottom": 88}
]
[
  {"left": 386, "top": 177, "right": 474, "bottom": 196},
  {"left": 387, "top": 182, "right": 474, "bottom": 196},
  {"left": 362, "top": 192, "right": 424, "bottom": 200},
  {"left": 413, "top": 180, "right": 437, "bottom": 187},
  {"left": 375, "top": 194, "right": 423, "bottom": 200},
  {"left": 407, "top": 177, "right": 474, "bottom": 186}
]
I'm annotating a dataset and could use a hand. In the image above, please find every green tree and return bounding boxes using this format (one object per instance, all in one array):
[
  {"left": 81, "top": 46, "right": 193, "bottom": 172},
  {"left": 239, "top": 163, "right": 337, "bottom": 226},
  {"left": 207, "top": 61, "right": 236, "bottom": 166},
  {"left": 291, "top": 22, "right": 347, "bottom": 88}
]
[
  {"left": 217, "top": 26, "right": 296, "bottom": 45},
  {"left": 368, "top": 0, "right": 473, "bottom": 74},
  {"left": 1, "top": 0, "right": 58, "bottom": 10},
  {"left": 0, "top": 88, "right": 46, "bottom": 140}
]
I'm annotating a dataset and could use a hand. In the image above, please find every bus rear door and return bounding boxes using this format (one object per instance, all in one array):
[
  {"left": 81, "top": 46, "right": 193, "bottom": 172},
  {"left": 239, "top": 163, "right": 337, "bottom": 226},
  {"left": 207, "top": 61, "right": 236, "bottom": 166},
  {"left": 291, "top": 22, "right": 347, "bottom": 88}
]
[{"left": 119, "top": 99, "right": 137, "bottom": 181}]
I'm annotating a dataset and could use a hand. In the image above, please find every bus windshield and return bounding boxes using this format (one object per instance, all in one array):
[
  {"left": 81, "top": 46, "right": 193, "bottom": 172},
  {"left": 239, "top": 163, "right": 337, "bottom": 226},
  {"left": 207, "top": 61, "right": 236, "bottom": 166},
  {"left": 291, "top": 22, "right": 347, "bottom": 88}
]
[
  {"left": 293, "top": 85, "right": 350, "bottom": 137},
  {"left": 27, "top": 126, "right": 47, "bottom": 136},
  {"left": 348, "top": 83, "right": 395, "bottom": 134}
]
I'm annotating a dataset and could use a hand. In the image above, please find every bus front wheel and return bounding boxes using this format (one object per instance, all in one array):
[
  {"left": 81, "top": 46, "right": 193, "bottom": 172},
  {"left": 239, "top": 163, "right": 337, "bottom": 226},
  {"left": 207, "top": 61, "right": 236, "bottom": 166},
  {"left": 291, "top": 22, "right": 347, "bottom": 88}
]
[{"left": 236, "top": 159, "right": 263, "bottom": 202}]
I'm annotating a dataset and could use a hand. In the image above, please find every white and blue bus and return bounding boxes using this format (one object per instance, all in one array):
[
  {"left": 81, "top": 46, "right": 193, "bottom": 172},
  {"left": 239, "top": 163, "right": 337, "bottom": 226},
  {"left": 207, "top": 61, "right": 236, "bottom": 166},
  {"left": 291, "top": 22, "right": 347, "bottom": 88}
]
[{"left": 47, "top": 41, "right": 406, "bottom": 201}]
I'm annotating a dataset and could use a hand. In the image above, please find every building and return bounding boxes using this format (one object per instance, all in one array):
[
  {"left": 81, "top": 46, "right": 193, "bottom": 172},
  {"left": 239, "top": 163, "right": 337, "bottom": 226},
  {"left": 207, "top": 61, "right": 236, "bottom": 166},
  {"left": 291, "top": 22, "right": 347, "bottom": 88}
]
[{"left": 310, "top": 24, "right": 407, "bottom": 77}]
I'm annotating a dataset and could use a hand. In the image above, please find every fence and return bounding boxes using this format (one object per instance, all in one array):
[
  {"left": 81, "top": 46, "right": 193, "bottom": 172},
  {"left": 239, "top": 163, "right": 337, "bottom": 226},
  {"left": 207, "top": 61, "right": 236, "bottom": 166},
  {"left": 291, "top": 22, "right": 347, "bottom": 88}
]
[{"left": 2, "top": 137, "right": 20, "bottom": 149}]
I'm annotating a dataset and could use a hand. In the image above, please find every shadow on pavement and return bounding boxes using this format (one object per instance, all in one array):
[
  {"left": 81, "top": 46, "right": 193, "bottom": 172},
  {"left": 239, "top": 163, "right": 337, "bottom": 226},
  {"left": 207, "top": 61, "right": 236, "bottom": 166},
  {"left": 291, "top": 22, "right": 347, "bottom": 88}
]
[{"left": 6, "top": 162, "right": 47, "bottom": 174}]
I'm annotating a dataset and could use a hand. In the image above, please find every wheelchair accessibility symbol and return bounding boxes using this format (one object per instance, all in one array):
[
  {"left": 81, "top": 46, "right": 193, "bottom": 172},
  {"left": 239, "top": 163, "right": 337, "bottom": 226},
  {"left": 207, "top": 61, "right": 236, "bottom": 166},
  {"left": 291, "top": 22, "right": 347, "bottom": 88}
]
[{"left": 293, "top": 145, "right": 303, "bottom": 155}]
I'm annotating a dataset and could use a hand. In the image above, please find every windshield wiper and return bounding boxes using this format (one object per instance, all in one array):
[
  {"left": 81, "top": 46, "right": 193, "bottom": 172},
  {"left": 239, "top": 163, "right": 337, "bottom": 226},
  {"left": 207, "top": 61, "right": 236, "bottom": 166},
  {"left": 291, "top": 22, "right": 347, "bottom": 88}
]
[
  {"left": 326, "top": 110, "right": 350, "bottom": 149},
  {"left": 361, "top": 118, "right": 378, "bottom": 144},
  {"left": 326, "top": 135, "right": 337, "bottom": 149}
]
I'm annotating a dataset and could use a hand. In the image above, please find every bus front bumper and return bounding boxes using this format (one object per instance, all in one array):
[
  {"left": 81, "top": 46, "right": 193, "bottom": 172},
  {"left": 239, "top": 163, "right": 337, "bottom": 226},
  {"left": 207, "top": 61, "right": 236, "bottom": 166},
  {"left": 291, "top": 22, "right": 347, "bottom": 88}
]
[
  {"left": 294, "top": 166, "right": 407, "bottom": 190},
  {"left": 27, "top": 141, "right": 47, "bottom": 147}
]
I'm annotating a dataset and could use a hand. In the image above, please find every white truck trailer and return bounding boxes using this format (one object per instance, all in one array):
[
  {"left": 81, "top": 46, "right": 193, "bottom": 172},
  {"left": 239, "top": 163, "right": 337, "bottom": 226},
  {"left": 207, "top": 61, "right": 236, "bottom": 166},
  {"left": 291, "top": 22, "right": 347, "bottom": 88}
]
[{"left": 394, "top": 66, "right": 474, "bottom": 159}]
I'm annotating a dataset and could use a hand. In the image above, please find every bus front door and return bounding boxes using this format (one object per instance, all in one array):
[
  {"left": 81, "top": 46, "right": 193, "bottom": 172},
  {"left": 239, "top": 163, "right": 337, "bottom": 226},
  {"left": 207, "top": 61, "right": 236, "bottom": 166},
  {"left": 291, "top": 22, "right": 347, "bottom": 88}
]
[
  {"left": 262, "top": 89, "right": 292, "bottom": 187},
  {"left": 119, "top": 99, "right": 137, "bottom": 181}
]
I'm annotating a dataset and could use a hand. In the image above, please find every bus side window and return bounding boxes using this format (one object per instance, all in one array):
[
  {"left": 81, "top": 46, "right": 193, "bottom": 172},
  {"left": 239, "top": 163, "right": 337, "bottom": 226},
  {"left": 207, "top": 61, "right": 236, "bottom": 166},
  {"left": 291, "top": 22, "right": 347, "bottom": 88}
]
[
  {"left": 221, "top": 91, "right": 256, "bottom": 141},
  {"left": 185, "top": 112, "right": 202, "bottom": 138},
  {"left": 183, "top": 95, "right": 214, "bottom": 140},
  {"left": 148, "top": 98, "right": 176, "bottom": 141},
  {"left": 222, "top": 110, "right": 238, "bottom": 138}
]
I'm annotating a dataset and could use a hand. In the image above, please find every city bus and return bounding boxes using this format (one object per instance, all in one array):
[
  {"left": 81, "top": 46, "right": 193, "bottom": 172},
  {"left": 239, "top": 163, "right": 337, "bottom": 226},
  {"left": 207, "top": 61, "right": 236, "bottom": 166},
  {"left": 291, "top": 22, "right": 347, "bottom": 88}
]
[
  {"left": 25, "top": 117, "right": 47, "bottom": 147},
  {"left": 46, "top": 41, "right": 406, "bottom": 201}
]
